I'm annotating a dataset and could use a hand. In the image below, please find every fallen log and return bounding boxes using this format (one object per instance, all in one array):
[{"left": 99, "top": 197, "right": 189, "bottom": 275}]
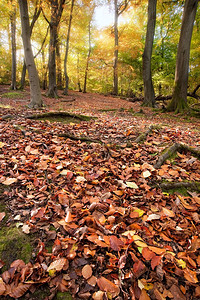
[
  {"left": 160, "top": 181, "right": 200, "bottom": 192},
  {"left": 135, "top": 125, "right": 159, "bottom": 143},
  {"left": 58, "top": 132, "right": 102, "bottom": 144},
  {"left": 154, "top": 142, "right": 200, "bottom": 169}
]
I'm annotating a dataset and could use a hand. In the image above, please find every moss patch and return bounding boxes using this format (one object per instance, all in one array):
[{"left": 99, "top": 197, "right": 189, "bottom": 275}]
[
  {"left": 26, "top": 111, "right": 95, "bottom": 124},
  {"left": 56, "top": 292, "right": 73, "bottom": 300},
  {"left": 1, "top": 91, "right": 24, "bottom": 99},
  {"left": 0, "top": 226, "right": 32, "bottom": 270}
]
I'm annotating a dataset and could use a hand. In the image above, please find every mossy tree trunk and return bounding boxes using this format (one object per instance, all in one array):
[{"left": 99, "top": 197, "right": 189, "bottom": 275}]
[{"left": 167, "top": 0, "right": 199, "bottom": 113}]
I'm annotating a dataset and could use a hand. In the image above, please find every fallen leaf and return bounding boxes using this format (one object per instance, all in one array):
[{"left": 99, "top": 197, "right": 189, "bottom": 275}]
[
  {"left": 22, "top": 224, "right": 30, "bottom": 234},
  {"left": 97, "top": 276, "right": 120, "bottom": 297},
  {"left": 139, "top": 289, "right": 151, "bottom": 300},
  {"left": 82, "top": 264, "right": 93, "bottom": 279},
  {"left": 126, "top": 181, "right": 139, "bottom": 189},
  {"left": 0, "top": 212, "right": 5, "bottom": 222},
  {"left": 47, "top": 258, "right": 67, "bottom": 272},
  {"left": 9, "top": 283, "right": 32, "bottom": 298},
  {"left": 92, "top": 291, "right": 104, "bottom": 300},
  {"left": 142, "top": 170, "right": 151, "bottom": 178},
  {"left": 162, "top": 207, "right": 175, "bottom": 218},
  {"left": 146, "top": 214, "right": 160, "bottom": 221},
  {"left": 2, "top": 177, "right": 17, "bottom": 185},
  {"left": 110, "top": 235, "right": 124, "bottom": 251},
  {"left": 183, "top": 268, "right": 198, "bottom": 283}
]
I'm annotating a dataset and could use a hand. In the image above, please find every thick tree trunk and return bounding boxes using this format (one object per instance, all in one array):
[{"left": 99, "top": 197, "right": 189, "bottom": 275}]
[
  {"left": 113, "top": 0, "right": 119, "bottom": 96},
  {"left": 46, "top": 0, "right": 65, "bottom": 98},
  {"left": 142, "top": 0, "right": 157, "bottom": 107},
  {"left": 83, "top": 21, "right": 92, "bottom": 93},
  {"left": 64, "top": 0, "right": 75, "bottom": 95},
  {"left": 10, "top": 5, "right": 17, "bottom": 90},
  {"left": 167, "top": 0, "right": 199, "bottom": 113},
  {"left": 18, "top": 0, "right": 43, "bottom": 108}
]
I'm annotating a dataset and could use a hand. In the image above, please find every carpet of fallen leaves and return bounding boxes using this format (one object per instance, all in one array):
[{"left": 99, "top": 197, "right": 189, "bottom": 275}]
[{"left": 0, "top": 87, "right": 200, "bottom": 299}]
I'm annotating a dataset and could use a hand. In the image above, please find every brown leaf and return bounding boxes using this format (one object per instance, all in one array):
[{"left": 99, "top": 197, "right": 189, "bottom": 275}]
[
  {"left": 132, "top": 260, "right": 146, "bottom": 278},
  {"left": 110, "top": 235, "right": 124, "bottom": 251},
  {"left": 9, "top": 283, "right": 32, "bottom": 298},
  {"left": 139, "top": 289, "right": 151, "bottom": 300},
  {"left": 82, "top": 264, "right": 93, "bottom": 279},
  {"left": 0, "top": 280, "right": 6, "bottom": 296},
  {"left": 170, "top": 284, "right": 186, "bottom": 300},
  {"left": 97, "top": 276, "right": 120, "bottom": 297},
  {"left": 47, "top": 258, "right": 67, "bottom": 272}
]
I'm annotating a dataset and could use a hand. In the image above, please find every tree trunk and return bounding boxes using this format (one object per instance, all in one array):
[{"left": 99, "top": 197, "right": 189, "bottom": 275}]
[
  {"left": 77, "top": 53, "right": 82, "bottom": 92},
  {"left": 113, "top": 0, "right": 119, "bottom": 96},
  {"left": 20, "top": 2, "right": 41, "bottom": 90},
  {"left": 56, "top": 36, "right": 62, "bottom": 89},
  {"left": 10, "top": 4, "right": 17, "bottom": 90},
  {"left": 46, "top": 0, "right": 65, "bottom": 98},
  {"left": 18, "top": 0, "right": 43, "bottom": 108},
  {"left": 167, "top": 0, "right": 199, "bottom": 113},
  {"left": 83, "top": 21, "right": 92, "bottom": 93},
  {"left": 64, "top": 0, "right": 75, "bottom": 95},
  {"left": 142, "top": 0, "right": 157, "bottom": 107}
]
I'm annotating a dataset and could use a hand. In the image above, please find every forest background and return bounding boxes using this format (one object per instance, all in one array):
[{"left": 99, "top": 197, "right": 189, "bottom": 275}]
[{"left": 0, "top": 0, "right": 199, "bottom": 110}]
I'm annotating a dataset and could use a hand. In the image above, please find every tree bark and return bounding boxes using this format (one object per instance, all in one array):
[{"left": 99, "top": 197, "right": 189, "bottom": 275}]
[
  {"left": 113, "top": 0, "right": 119, "bottom": 96},
  {"left": 20, "top": 2, "right": 42, "bottom": 90},
  {"left": 83, "top": 21, "right": 92, "bottom": 93},
  {"left": 46, "top": 0, "right": 65, "bottom": 98},
  {"left": 167, "top": 0, "right": 199, "bottom": 113},
  {"left": 18, "top": 0, "right": 43, "bottom": 108},
  {"left": 10, "top": 3, "right": 17, "bottom": 90},
  {"left": 64, "top": 0, "right": 75, "bottom": 95},
  {"left": 142, "top": 0, "right": 157, "bottom": 107}
]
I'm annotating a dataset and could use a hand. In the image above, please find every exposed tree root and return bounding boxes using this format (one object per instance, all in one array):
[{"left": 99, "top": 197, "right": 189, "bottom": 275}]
[
  {"left": 154, "top": 142, "right": 200, "bottom": 169},
  {"left": 58, "top": 132, "right": 102, "bottom": 144},
  {"left": 26, "top": 111, "right": 94, "bottom": 121},
  {"left": 159, "top": 181, "right": 200, "bottom": 192},
  {"left": 135, "top": 124, "right": 159, "bottom": 143}
]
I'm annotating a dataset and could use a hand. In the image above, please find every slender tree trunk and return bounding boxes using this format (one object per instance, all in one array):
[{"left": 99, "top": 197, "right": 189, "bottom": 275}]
[
  {"left": 113, "top": 0, "right": 119, "bottom": 95},
  {"left": 77, "top": 54, "right": 82, "bottom": 92},
  {"left": 10, "top": 4, "right": 17, "bottom": 90},
  {"left": 167, "top": 0, "right": 199, "bottom": 113},
  {"left": 56, "top": 37, "right": 62, "bottom": 89},
  {"left": 142, "top": 0, "right": 157, "bottom": 107},
  {"left": 18, "top": 0, "right": 43, "bottom": 108},
  {"left": 64, "top": 0, "right": 75, "bottom": 95},
  {"left": 83, "top": 21, "right": 92, "bottom": 93}
]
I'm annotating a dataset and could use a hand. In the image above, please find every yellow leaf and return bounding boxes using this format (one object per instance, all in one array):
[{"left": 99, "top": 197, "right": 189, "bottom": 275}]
[{"left": 176, "top": 259, "right": 187, "bottom": 269}]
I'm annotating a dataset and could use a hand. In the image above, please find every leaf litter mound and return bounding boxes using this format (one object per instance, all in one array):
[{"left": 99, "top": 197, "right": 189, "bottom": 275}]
[{"left": 0, "top": 105, "right": 200, "bottom": 300}]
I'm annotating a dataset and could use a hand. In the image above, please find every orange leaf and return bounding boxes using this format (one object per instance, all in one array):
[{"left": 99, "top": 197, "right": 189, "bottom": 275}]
[
  {"left": 142, "top": 247, "right": 155, "bottom": 261},
  {"left": 2, "top": 177, "right": 17, "bottom": 185},
  {"left": 139, "top": 289, "right": 151, "bottom": 300},
  {"left": 0, "top": 212, "right": 5, "bottom": 222},
  {"left": 0, "top": 281, "right": 6, "bottom": 296},
  {"left": 82, "top": 264, "right": 93, "bottom": 279},
  {"left": 97, "top": 276, "right": 120, "bottom": 297},
  {"left": 148, "top": 246, "right": 166, "bottom": 255},
  {"left": 151, "top": 255, "right": 162, "bottom": 270},
  {"left": 183, "top": 268, "right": 198, "bottom": 283}
]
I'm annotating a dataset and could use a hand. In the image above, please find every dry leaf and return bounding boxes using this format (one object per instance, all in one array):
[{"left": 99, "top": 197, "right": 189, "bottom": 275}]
[
  {"left": 82, "top": 264, "right": 93, "bottom": 279},
  {"left": 2, "top": 177, "right": 17, "bottom": 185},
  {"left": 183, "top": 268, "right": 198, "bottom": 283},
  {"left": 0, "top": 212, "right": 5, "bottom": 222},
  {"left": 97, "top": 276, "right": 120, "bottom": 297},
  {"left": 92, "top": 291, "right": 105, "bottom": 300},
  {"left": 47, "top": 258, "right": 67, "bottom": 272}
]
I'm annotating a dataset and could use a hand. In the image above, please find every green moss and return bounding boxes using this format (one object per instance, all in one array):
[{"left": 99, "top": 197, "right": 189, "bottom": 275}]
[
  {"left": 163, "top": 186, "right": 189, "bottom": 196},
  {"left": 0, "top": 227, "right": 32, "bottom": 270},
  {"left": 56, "top": 292, "right": 73, "bottom": 300},
  {"left": 2, "top": 91, "right": 24, "bottom": 98}
]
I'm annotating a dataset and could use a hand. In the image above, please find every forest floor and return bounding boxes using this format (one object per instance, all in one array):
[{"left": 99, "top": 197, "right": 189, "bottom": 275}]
[{"left": 0, "top": 85, "right": 200, "bottom": 300}]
